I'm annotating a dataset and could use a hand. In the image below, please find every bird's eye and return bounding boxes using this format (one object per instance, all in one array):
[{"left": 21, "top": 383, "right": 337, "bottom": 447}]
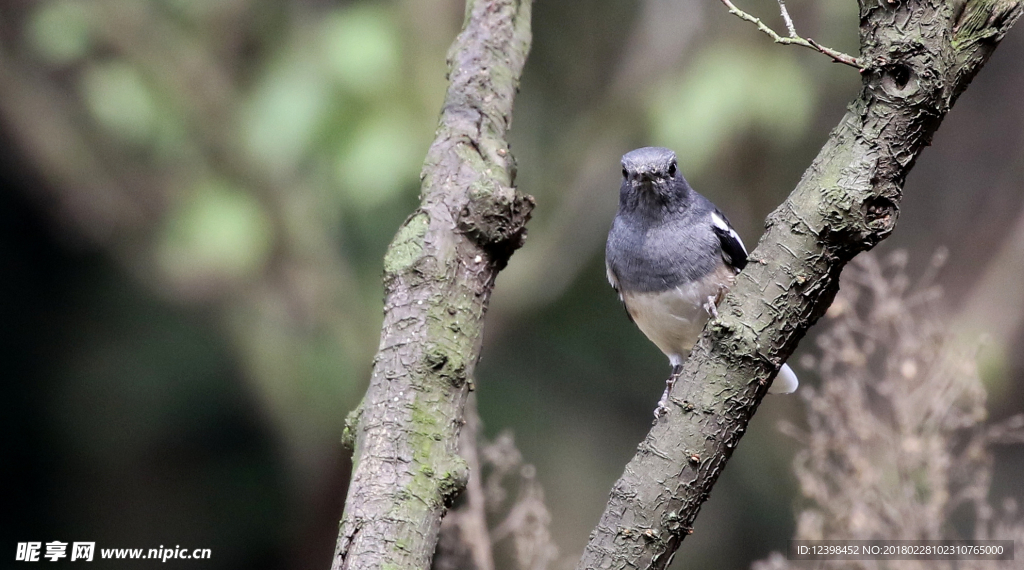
[
  {"left": 622, "top": 168, "right": 628, "bottom": 178},
  {"left": 668, "top": 162, "right": 677, "bottom": 176}
]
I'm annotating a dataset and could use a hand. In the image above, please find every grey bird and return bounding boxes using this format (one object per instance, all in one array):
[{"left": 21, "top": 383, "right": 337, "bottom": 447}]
[{"left": 605, "top": 147, "right": 798, "bottom": 416}]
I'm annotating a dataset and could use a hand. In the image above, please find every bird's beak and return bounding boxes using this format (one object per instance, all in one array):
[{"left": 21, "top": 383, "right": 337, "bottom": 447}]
[{"left": 634, "top": 171, "right": 664, "bottom": 192}]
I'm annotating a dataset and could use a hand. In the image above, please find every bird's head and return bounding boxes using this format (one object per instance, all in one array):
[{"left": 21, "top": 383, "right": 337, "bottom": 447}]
[{"left": 620, "top": 147, "right": 688, "bottom": 204}]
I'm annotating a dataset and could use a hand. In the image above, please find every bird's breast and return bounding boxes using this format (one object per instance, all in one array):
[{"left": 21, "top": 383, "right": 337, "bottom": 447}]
[
  {"left": 620, "top": 263, "right": 736, "bottom": 364},
  {"left": 607, "top": 218, "right": 720, "bottom": 292}
]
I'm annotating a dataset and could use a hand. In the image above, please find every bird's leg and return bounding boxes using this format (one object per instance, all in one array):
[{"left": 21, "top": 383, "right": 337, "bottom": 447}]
[{"left": 655, "top": 364, "right": 684, "bottom": 419}]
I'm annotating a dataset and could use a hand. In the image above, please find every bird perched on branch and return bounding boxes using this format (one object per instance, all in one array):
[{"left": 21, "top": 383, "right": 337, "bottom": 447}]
[{"left": 605, "top": 147, "right": 798, "bottom": 417}]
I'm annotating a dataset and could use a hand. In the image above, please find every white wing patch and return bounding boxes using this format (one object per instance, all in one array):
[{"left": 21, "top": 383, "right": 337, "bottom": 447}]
[{"left": 711, "top": 211, "right": 747, "bottom": 256}]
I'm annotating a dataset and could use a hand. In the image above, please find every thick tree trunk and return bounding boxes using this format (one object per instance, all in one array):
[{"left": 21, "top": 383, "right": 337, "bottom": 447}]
[
  {"left": 331, "top": 1, "right": 533, "bottom": 569},
  {"left": 577, "top": 0, "right": 1022, "bottom": 568}
]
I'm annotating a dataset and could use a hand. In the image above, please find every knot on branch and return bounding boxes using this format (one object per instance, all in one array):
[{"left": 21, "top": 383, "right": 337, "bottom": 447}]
[
  {"left": 876, "top": 62, "right": 921, "bottom": 98},
  {"left": 458, "top": 182, "right": 535, "bottom": 268},
  {"left": 861, "top": 39, "right": 931, "bottom": 102},
  {"left": 864, "top": 195, "right": 898, "bottom": 234},
  {"left": 341, "top": 405, "right": 363, "bottom": 451},
  {"left": 437, "top": 456, "right": 470, "bottom": 508},
  {"left": 818, "top": 183, "right": 901, "bottom": 256},
  {"left": 423, "top": 345, "right": 468, "bottom": 388}
]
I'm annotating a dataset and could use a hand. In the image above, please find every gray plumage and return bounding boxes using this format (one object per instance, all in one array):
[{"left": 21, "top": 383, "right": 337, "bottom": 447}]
[
  {"left": 606, "top": 147, "right": 797, "bottom": 405},
  {"left": 606, "top": 147, "right": 735, "bottom": 293}
]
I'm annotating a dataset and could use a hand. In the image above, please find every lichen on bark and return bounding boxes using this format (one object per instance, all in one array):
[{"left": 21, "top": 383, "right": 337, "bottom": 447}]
[{"left": 382, "top": 211, "right": 430, "bottom": 278}]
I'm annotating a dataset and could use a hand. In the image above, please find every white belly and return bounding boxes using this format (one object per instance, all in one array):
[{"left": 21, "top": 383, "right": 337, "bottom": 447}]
[{"left": 620, "top": 266, "right": 735, "bottom": 366}]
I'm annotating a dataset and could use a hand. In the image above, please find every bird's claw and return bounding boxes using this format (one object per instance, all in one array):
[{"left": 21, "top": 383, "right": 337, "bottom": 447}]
[
  {"left": 703, "top": 295, "right": 720, "bottom": 318},
  {"left": 654, "top": 368, "right": 680, "bottom": 420},
  {"left": 654, "top": 388, "right": 671, "bottom": 419}
]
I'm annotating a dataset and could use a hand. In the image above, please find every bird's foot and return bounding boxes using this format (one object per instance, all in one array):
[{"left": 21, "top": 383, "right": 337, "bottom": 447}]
[
  {"left": 703, "top": 295, "right": 720, "bottom": 318},
  {"left": 654, "top": 400, "right": 669, "bottom": 420}
]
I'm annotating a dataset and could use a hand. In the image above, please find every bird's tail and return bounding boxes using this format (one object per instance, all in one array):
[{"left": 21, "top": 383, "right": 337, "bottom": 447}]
[{"left": 769, "top": 363, "right": 799, "bottom": 394}]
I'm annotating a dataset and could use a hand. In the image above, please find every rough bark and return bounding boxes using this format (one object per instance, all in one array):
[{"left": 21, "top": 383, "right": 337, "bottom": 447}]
[
  {"left": 577, "top": 0, "right": 1022, "bottom": 568},
  {"left": 332, "top": 1, "right": 533, "bottom": 569}
]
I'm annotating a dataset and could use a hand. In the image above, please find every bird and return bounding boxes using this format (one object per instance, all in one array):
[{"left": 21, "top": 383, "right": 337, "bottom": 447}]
[{"left": 605, "top": 146, "right": 798, "bottom": 417}]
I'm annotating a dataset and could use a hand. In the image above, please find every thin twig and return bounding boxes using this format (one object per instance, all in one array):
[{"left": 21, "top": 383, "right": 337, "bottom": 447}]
[
  {"left": 457, "top": 398, "right": 496, "bottom": 570},
  {"left": 777, "top": 0, "right": 798, "bottom": 37},
  {"left": 719, "top": 0, "right": 865, "bottom": 69}
]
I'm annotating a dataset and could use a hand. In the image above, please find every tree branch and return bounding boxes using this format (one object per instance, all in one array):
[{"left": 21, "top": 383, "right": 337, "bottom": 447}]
[
  {"left": 718, "top": 0, "right": 865, "bottom": 68},
  {"left": 777, "top": 0, "right": 798, "bottom": 37},
  {"left": 577, "top": 0, "right": 1022, "bottom": 568},
  {"left": 332, "top": 1, "right": 533, "bottom": 569}
]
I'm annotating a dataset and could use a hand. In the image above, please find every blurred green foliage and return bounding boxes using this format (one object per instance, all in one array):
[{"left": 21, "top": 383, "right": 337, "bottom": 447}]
[
  {"left": 157, "top": 179, "right": 274, "bottom": 285},
  {"left": 243, "top": 58, "right": 331, "bottom": 173},
  {"left": 650, "top": 42, "right": 816, "bottom": 173},
  {"left": 28, "top": 0, "right": 92, "bottom": 64},
  {"left": 323, "top": 6, "right": 401, "bottom": 95},
  {"left": 82, "top": 61, "right": 161, "bottom": 143}
]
